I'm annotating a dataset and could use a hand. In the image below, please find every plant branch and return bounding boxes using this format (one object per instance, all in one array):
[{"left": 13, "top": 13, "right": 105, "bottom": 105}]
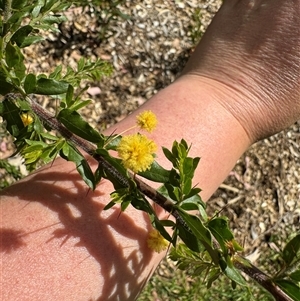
[
  {"left": 27, "top": 96, "right": 177, "bottom": 213},
  {"left": 27, "top": 96, "right": 199, "bottom": 236},
  {"left": 3, "top": 0, "right": 12, "bottom": 22},
  {"left": 234, "top": 257, "right": 293, "bottom": 301},
  {"left": 3, "top": 0, "right": 13, "bottom": 36},
  {"left": 6, "top": 94, "right": 292, "bottom": 301}
]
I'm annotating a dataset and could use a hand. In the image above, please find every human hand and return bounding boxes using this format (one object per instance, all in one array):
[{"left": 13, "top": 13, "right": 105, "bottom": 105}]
[{"left": 181, "top": 0, "right": 300, "bottom": 142}]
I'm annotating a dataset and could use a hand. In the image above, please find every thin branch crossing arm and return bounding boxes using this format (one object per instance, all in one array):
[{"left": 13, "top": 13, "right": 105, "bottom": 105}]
[
  {"left": 26, "top": 96, "right": 178, "bottom": 214},
  {"left": 6, "top": 94, "right": 292, "bottom": 301}
]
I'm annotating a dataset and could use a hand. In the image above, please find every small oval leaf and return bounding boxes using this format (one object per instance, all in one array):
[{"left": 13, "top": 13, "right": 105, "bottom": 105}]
[
  {"left": 282, "top": 233, "right": 300, "bottom": 267},
  {"left": 34, "top": 78, "right": 69, "bottom": 95},
  {"left": 5, "top": 42, "right": 23, "bottom": 68},
  {"left": 10, "top": 25, "right": 33, "bottom": 47},
  {"left": 138, "top": 160, "right": 170, "bottom": 183},
  {"left": 24, "top": 73, "right": 37, "bottom": 94},
  {"left": 57, "top": 108, "right": 104, "bottom": 144}
]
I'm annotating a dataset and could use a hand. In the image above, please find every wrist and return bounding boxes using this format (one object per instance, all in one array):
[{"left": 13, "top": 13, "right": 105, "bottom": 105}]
[{"left": 111, "top": 76, "right": 251, "bottom": 201}]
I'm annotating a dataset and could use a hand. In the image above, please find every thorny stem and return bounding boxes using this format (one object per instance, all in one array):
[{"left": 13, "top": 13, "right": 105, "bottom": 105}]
[
  {"left": 3, "top": 0, "right": 13, "bottom": 36},
  {"left": 3, "top": 0, "right": 12, "bottom": 22},
  {"left": 234, "top": 258, "right": 294, "bottom": 301},
  {"left": 7, "top": 94, "right": 292, "bottom": 301},
  {"left": 27, "top": 96, "right": 177, "bottom": 214}
]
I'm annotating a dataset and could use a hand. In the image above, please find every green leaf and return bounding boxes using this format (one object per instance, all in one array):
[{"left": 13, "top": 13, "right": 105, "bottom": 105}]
[
  {"left": 153, "top": 218, "right": 173, "bottom": 243},
  {"left": 34, "top": 78, "right": 69, "bottom": 95},
  {"left": 6, "top": 10, "right": 29, "bottom": 27},
  {"left": 33, "top": 23, "right": 60, "bottom": 33},
  {"left": 231, "top": 239, "right": 244, "bottom": 252},
  {"left": 69, "top": 99, "right": 92, "bottom": 112},
  {"left": 168, "top": 168, "right": 180, "bottom": 186},
  {"left": 176, "top": 207, "right": 212, "bottom": 246},
  {"left": 138, "top": 160, "right": 170, "bottom": 183},
  {"left": 24, "top": 73, "right": 37, "bottom": 94},
  {"left": 275, "top": 280, "right": 300, "bottom": 301},
  {"left": 164, "top": 183, "right": 180, "bottom": 202},
  {"left": 162, "top": 146, "right": 177, "bottom": 166},
  {"left": 183, "top": 187, "right": 202, "bottom": 200},
  {"left": 195, "top": 264, "right": 210, "bottom": 276},
  {"left": 54, "top": 2, "right": 72, "bottom": 12},
  {"left": 282, "top": 233, "right": 300, "bottom": 267},
  {"left": 193, "top": 156, "right": 200, "bottom": 169},
  {"left": 179, "top": 200, "right": 199, "bottom": 211},
  {"left": 290, "top": 270, "right": 300, "bottom": 282},
  {"left": 5, "top": 42, "right": 24, "bottom": 68},
  {"left": 180, "top": 138, "right": 189, "bottom": 151},
  {"left": 121, "top": 198, "right": 131, "bottom": 211},
  {"left": 171, "top": 140, "right": 180, "bottom": 159},
  {"left": 12, "top": 0, "right": 27, "bottom": 9},
  {"left": 49, "top": 65, "right": 62, "bottom": 79},
  {"left": 40, "top": 132, "right": 59, "bottom": 141},
  {"left": 182, "top": 177, "right": 192, "bottom": 195},
  {"left": 57, "top": 108, "right": 104, "bottom": 143},
  {"left": 31, "top": 0, "right": 44, "bottom": 18},
  {"left": 223, "top": 257, "right": 247, "bottom": 286},
  {"left": 177, "top": 207, "right": 221, "bottom": 265},
  {"left": 130, "top": 192, "right": 156, "bottom": 217},
  {"left": 0, "top": 73, "right": 15, "bottom": 95},
  {"left": 21, "top": 141, "right": 47, "bottom": 165},
  {"left": 23, "top": 139, "right": 48, "bottom": 148},
  {"left": 40, "top": 140, "right": 64, "bottom": 163},
  {"left": 103, "top": 200, "right": 116, "bottom": 211},
  {"left": 182, "top": 157, "right": 194, "bottom": 176},
  {"left": 19, "top": 35, "right": 44, "bottom": 48},
  {"left": 176, "top": 222, "right": 202, "bottom": 252},
  {"left": 180, "top": 193, "right": 207, "bottom": 221},
  {"left": 159, "top": 219, "right": 176, "bottom": 227},
  {"left": 41, "top": 14, "right": 67, "bottom": 25},
  {"left": 41, "top": 0, "right": 71, "bottom": 13},
  {"left": 40, "top": 0, "right": 58, "bottom": 12},
  {"left": 104, "top": 134, "right": 121, "bottom": 151},
  {"left": 65, "top": 84, "right": 74, "bottom": 108},
  {"left": 10, "top": 25, "right": 33, "bottom": 47},
  {"left": 0, "top": 99, "right": 23, "bottom": 137},
  {"left": 17, "top": 99, "right": 31, "bottom": 111},
  {"left": 208, "top": 217, "right": 234, "bottom": 253},
  {"left": 110, "top": 188, "right": 128, "bottom": 204},
  {"left": 207, "top": 268, "right": 221, "bottom": 289},
  {"left": 77, "top": 57, "right": 85, "bottom": 71},
  {"left": 60, "top": 142, "right": 95, "bottom": 190},
  {"left": 23, "top": 148, "right": 43, "bottom": 164}
]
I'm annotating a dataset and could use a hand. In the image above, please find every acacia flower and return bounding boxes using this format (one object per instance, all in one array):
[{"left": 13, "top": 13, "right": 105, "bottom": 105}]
[
  {"left": 117, "top": 133, "right": 157, "bottom": 173},
  {"left": 147, "top": 229, "right": 169, "bottom": 253},
  {"left": 136, "top": 110, "right": 157, "bottom": 132},
  {"left": 20, "top": 113, "right": 34, "bottom": 127}
]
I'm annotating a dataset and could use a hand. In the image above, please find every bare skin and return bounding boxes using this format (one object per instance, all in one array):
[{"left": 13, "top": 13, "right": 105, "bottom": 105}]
[
  {"left": 182, "top": 0, "right": 300, "bottom": 141},
  {"left": 1, "top": 1, "right": 299, "bottom": 300}
]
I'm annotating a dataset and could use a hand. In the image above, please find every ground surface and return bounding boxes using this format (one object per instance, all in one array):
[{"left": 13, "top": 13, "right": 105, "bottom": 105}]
[{"left": 1, "top": 0, "right": 299, "bottom": 299}]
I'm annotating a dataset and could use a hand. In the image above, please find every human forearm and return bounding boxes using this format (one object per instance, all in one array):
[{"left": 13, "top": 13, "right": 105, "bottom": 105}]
[
  {"left": 110, "top": 76, "right": 251, "bottom": 201},
  {"left": 0, "top": 76, "right": 250, "bottom": 301}
]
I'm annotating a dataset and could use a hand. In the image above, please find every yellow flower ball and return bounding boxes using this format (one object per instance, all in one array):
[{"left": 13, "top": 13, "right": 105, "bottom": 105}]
[
  {"left": 147, "top": 229, "right": 169, "bottom": 253},
  {"left": 20, "top": 113, "right": 34, "bottom": 127},
  {"left": 136, "top": 110, "right": 158, "bottom": 132},
  {"left": 117, "top": 133, "right": 157, "bottom": 173}
]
